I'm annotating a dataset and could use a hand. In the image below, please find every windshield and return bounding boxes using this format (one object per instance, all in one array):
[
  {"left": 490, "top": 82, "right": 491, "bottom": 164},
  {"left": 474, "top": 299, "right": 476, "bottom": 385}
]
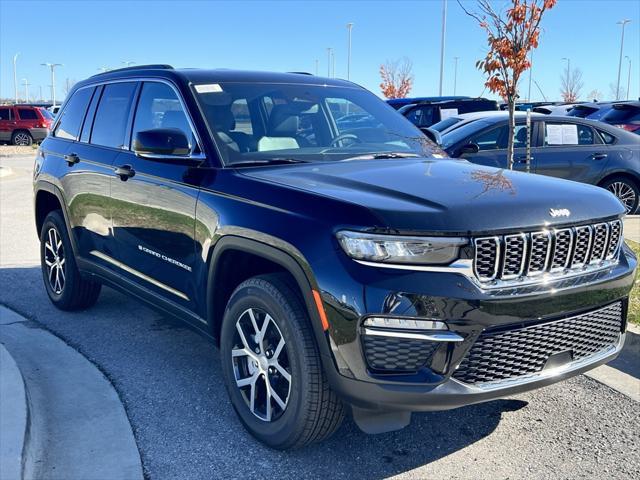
[
  {"left": 192, "top": 82, "right": 444, "bottom": 165},
  {"left": 441, "top": 119, "right": 493, "bottom": 148}
]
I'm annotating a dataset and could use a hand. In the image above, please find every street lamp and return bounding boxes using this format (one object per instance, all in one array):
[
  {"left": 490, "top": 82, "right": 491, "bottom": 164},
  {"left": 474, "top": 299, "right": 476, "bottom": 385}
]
[
  {"left": 347, "top": 23, "right": 354, "bottom": 81},
  {"left": 13, "top": 53, "right": 20, "bottom": 104},
  {"left": 326, "top": 48, "right": 333, "bottom": 77},
  {"left": 41, "top": 63, "right": 63, "bottom": 107},
  {"left": 625, "top": 56, "right": 632, "bottom": 100},
  {"left": 438, "top": 0, "right": 447, "bottom": 96},
  {"left": 562, "top": 57, "right": 570, "bottom": 97},
  {"left": 615, "top": 19, "right": 631, "bottom": 101},
  {"left": 453, "top": 56, "right": 459, "bottom": 96},
  {"left": 22, "top": 78, "right": 31, "bottom": 103}
]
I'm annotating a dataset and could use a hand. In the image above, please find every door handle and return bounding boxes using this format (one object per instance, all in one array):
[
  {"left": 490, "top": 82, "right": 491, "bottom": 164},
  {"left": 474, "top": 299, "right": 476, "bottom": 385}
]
[
  {"left": 114, "top": 164, "right": 135, "bottom": 181},
  {"left": 514, "top": 156, "right": 533, "bottom": 164},
  {"left": 64, "top": 153, "right": 80, "bottom": 166},
  {"left": 591, "top": 153, "right": 608, "bottom": 160}
]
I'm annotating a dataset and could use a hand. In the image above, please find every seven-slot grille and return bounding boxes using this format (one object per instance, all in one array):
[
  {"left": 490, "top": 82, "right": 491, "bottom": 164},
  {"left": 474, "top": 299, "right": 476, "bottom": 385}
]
[
  {"left": 452, "top": 301, "right": 623, "bottom": 385},
  {"left": 473, "top": 219, "right": 622, "bottom": 283}
]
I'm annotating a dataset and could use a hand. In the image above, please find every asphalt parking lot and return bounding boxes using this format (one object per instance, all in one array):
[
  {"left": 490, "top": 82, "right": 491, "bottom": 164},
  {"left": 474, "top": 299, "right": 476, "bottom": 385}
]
[{"left": 1, "top": 151, "right": 639, "bottom": 479}]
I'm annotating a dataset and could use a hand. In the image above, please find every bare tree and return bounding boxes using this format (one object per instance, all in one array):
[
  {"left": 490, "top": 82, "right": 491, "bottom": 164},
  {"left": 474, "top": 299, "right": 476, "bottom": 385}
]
[
  {"left": 560, "top": 66, "right": 584, "bottom": 102},
  {"left": 586, "top": 89, "right": 603, "bottom": 102},
  {"left": 379, "top": 58, "right": 414, "bottom": 98}
]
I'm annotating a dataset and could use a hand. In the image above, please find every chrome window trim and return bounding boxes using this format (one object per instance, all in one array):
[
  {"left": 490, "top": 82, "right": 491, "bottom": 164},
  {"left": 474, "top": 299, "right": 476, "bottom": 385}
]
[{"left": 54, "top": 77, "right": 206, "bottom": 159}]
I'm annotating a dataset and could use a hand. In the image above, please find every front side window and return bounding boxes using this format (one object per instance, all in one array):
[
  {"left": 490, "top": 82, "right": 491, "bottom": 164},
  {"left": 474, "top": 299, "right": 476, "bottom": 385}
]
[
  {"left": 91, "top": 82, "right": 137, "bottom": 149},
  {"left": 544, "top": 122, "right": 593, "bottom": 146},
  {"left": 132, "top": 82, "right": 194, "bottom": 150},
  {"left": 469, "top": 125, "right": 507, "bottom": 150},
  {"left": 193, "top": 82, "right": 442, "bottom": 165},
  {"left": 54, "top": 87, "right": 94, "bottom": 140},
  {"left": 0, "top": 108, "right": 11, "bottom": 121},
  {"left": 17, "top": 108, "right": 38, "bottom": 120}
]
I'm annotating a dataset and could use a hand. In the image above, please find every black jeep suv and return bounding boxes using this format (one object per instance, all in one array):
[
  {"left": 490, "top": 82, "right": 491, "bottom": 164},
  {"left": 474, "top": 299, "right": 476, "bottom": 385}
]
[{"left": 34, "top": 65, "right": 637, "bottom": 449}]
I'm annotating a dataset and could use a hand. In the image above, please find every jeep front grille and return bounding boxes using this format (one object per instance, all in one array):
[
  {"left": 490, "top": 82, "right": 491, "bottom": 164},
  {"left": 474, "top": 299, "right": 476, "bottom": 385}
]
[
  {"left": 453, "top": 301, "right": 624, "bottom": 385},
  {"left": 473, "top": 220, "right": 622, "bottom": 284}
]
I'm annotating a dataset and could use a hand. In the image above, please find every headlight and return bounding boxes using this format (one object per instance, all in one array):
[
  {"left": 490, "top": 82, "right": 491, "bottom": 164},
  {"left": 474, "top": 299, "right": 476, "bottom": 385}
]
[{"left": 336, "top": 231, "right": 467, "bottom": 265}]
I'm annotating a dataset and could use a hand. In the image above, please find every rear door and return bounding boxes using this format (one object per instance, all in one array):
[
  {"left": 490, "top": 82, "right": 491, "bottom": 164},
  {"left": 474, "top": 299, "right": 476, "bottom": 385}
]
[
  {"left": 533, "top": 120, "right": 610, "bottom": 184},
  {"left": 0, "top": 107, "right": 13, "bottom": 142},
  {"left": 109, "top": 80, "right": 202, "bottom": 309}
]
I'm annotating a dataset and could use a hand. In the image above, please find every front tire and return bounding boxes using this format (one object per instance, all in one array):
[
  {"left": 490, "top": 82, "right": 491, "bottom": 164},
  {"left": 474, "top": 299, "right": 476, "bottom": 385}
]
[
  {"left": 220, "top": 274, "right": 344, "bottom": 449},
  {"left": 601, "top": 176, "right": 639, "bottom": 214},
  {"left": 40, "top": 210, "right": 102, "bottom": 310}
]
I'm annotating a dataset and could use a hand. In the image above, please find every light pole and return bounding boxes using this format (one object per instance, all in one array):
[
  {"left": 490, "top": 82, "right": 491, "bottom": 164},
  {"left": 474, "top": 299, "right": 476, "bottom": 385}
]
[
  {"left": 22, "top": 78, "right": 31, "bottom": 103},
  {"left": 326, "top": 48, "right": 333, "bottom": 77},
  {"left": 41, "top": 63, "right": 63, "bottom": 106},
  {"left": 438, "top": 0, "right": 447, "bottom": 96},
  {"left": 453, "top": 56, "right": 459, "bottom": 96},
  {"left": 13, "top": 53, "right": 20, "bottom": 104},
  {"left": 39, "top": 86, "right": 43, "bottom": 102},
  {"left": 562, "top": 57, "right": 570, "bottom": 98},
  {"left": 122, "top": 60, "right": 135, "bottom": 67},
  {"left": 615, "top": 19, "right": 631, "bottom": 100},
  {"left": 347, "top": 22, "right": 354, "bottom": 81},
  {"left": 625, "top": 56, "right": 631, "bottom": 100}
]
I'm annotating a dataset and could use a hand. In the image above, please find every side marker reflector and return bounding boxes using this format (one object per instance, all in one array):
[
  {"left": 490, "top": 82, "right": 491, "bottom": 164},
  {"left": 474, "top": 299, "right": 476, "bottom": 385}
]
[{"left": 312, "top": 290, "right": 329, "bottom": 331}]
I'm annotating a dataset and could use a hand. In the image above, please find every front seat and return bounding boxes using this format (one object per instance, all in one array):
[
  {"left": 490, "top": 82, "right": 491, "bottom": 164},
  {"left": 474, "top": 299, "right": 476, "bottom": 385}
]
[{"left": 258, "top": 105, "right": 309, "bottom": 152}]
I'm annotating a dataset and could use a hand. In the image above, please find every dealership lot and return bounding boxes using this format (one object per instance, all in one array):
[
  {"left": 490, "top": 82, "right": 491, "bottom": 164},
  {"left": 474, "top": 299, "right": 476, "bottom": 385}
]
[{"left": 1, "top": 151, "right": 639, "bottom": 479}]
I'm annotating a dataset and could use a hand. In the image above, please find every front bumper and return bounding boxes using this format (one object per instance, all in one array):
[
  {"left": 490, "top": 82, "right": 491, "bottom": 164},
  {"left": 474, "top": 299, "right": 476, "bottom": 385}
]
[{"left": 316, "top": 243, "right": 636, "bottom": 412}]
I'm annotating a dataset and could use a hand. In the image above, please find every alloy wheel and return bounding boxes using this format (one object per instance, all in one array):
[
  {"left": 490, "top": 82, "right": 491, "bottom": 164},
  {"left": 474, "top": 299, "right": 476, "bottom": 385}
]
[
  {"left": 607, "top": 181, "right": 637, "bottom": 213},
  {"left": 14, "top": 132, "right": 30, "bottom": 145},
  {"left": 44, "top": 227, "right": 66, "bottom": 294},
  {"left": 231, "top": 307, "right": 292, "bottom": 422}
]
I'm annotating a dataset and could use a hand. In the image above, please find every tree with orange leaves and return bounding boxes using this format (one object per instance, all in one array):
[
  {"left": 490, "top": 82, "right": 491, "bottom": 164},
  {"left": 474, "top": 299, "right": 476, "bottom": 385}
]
[
  {"left": 379, "top": 58, "right": 414, "bottom": 99},
  {"left": 459, "top": 0, "right": 556, "bottom": 169}
]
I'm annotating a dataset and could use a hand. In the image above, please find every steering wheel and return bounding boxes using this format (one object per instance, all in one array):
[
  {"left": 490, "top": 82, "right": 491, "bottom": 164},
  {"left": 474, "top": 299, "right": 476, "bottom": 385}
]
[{"left": 330, "top": 133, "right": 362, "bottom": 148}]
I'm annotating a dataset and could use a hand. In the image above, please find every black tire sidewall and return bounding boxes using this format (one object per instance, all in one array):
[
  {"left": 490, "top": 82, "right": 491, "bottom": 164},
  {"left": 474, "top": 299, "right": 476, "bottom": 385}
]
[
  {"left": 40, "top": 211, "right": 79, "bottom": 308},
  {"left": 220, "top": 279, "right": 316, "bottom": 448},
  {"left": 603, "top": 177, "right": 639, "bottom": 214},
  {"left": 12, "top": 130, "right": 33, "bottom": 146}
]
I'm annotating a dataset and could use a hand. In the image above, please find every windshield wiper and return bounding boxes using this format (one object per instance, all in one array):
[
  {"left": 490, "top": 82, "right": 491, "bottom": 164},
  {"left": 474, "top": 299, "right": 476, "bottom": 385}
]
[
  {"left": 343, "top": 152, "right": 421, "bottom": 161},
  {"left": 229, "top": 158, "right": 308, "bottom": 167}
]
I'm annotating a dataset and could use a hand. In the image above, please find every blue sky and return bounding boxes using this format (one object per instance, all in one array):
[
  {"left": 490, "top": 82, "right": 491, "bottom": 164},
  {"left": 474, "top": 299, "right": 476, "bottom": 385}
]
[{"left": 1, "top": 0, "right": 639, "bottom": 102}]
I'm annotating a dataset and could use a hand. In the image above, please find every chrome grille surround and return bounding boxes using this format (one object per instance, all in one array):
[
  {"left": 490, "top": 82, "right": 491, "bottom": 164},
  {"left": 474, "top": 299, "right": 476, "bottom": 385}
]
[{"left": 473, "top": 219, "right": 623, "bottom": 288}]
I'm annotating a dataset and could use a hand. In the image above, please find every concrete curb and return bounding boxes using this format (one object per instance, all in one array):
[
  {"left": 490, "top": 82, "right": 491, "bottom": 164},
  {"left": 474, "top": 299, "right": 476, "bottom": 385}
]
[
  {"left": 0, "top": 306, "right": 143, "bottom": 480},
  {"left": 0, "top": 343, "right": 27, "bottom": 480}
]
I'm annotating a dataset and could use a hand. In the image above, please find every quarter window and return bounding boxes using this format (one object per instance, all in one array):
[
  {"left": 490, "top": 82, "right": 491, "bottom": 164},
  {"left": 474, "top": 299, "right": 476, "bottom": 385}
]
[
  {"left": 54, "top": 88, "right": 94, "bottom": 140},
  {"left": 91, "top": 82, "right": 137, "bottom": 149},
  {"left": 131, "top": 82, "right": 193, "bottom": 150},
  {"left": 597, "top": 129, "right": 616, "bottom": 145}
]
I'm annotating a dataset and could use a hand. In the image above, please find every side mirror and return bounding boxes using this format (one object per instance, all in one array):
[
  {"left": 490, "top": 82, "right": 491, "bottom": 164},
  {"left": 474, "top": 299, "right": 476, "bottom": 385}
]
[
  {"left": 459, "top": 143, "right": 480, "bottom": 155},
  {"left": 133, "top": 128, "right": 191, "bottom": 157}
]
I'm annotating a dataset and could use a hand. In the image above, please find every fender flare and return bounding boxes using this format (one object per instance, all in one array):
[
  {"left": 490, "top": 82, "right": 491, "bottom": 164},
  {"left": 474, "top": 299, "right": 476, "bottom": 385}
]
[
  {"left": 33, "top": 180, "right": 80, "bottom": 256},
  {"left": 205, "top": 235, "right": 333, "bottom": 361}
]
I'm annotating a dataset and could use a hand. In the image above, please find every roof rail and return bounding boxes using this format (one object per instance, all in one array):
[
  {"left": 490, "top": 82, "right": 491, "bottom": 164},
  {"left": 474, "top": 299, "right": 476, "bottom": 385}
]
[{"left": 91, "top": 64, "right": 174, "bottom": 77}]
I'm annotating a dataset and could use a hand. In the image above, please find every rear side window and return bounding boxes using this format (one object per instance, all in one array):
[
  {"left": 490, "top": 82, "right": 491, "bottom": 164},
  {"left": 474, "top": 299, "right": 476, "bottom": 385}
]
[
  {"left": 0, "top": 108, "right": 11, "bottom": 120},
  {"left": 91, "top": 82, "right": 137, "bottom": 149},
  {"left": 17, "top": 109, "right": 38, "bottom": 120},
  {"left": 54, "top": 87, "right": 94, "bottom": 140},
  {"left": 597, "top": 129, "right": 616, "bottom": 145}
]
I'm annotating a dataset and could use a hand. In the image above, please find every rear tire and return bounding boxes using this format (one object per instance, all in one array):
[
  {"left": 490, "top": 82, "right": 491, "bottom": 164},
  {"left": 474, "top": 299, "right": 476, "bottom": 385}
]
[
  {"left": 40, "top": 210, "right": 102, "bottom": 310},
  {"left": 220, "top": 274, "right": 344, "bottom": 449},
  {"left": 11, "top": 130, "right": 33, "bottom": 146},
  {"left": 601, "top": 176, "right": 639, "bottom": 214}
]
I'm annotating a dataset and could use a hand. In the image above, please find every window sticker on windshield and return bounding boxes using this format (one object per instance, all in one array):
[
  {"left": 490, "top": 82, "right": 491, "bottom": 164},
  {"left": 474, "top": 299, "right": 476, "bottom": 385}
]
[
  {"left": 195, "top": 84, "right": 223, "bottom": 94},
  {"left": 440, "top": 108, "right": 458, "bottom": 120}
]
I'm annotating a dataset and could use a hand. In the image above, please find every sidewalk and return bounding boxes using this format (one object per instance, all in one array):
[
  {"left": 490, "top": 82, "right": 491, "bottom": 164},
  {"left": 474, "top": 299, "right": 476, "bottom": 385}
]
[
  {"left": 0, "top": 306, "right": 143, "bottom": 480},
  {"left": 624, "top": 215, "right": 639, "bottom": 243}
]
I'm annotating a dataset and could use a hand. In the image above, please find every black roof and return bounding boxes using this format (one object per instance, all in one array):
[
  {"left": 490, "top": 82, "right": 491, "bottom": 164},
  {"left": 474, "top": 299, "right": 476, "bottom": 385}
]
[{"left": 81, "top": 64, "right": 356, "bottom": 88}]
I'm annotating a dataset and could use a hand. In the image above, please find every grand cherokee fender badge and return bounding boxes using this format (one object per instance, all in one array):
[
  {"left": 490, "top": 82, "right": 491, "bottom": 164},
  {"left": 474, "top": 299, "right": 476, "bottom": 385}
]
[{"left": 549, "top": 208, "right": 571, "bottom": 218}]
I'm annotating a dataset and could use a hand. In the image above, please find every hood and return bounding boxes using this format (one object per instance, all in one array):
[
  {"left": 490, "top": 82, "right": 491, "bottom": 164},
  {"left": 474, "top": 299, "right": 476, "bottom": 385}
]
[{"left": 239, "top": 158, "right": 625, "bottom": 234}]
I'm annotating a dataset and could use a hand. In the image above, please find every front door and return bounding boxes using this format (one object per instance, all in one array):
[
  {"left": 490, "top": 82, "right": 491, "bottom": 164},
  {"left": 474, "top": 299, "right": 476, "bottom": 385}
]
[{"left": 110, "top": 81, "right": 202, "bottom": 309}]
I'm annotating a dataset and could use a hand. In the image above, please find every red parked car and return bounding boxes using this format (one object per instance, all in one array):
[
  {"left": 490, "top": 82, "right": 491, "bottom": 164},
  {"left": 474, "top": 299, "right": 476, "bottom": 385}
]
[{"left": 0, "top": 105, "right": 54, "bottom": 145}]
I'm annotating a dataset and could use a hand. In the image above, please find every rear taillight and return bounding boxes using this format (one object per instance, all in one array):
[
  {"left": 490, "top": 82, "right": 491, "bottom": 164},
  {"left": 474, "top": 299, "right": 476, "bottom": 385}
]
[{"left": 617, "top": 124, "right": 640, "bottom": 133}]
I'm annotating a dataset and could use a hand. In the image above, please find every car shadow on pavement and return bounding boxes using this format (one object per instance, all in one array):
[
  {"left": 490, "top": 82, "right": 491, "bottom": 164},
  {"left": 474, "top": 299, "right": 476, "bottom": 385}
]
[
  {"left": 608, "top": 329, "right": 640, "bottom": 379},
  {"left": 0, "top": 266, "right": 579, "bottom": 478}
]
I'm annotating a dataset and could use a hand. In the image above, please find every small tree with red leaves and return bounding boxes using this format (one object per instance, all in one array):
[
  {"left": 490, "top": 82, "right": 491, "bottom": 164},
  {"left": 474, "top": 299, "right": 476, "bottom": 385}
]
[
  {"left": 459, "top": 0, "right": 556, "bottom": 169},
  {"left": 379, "top": 58, "right": 414, "bottom": 99}
]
